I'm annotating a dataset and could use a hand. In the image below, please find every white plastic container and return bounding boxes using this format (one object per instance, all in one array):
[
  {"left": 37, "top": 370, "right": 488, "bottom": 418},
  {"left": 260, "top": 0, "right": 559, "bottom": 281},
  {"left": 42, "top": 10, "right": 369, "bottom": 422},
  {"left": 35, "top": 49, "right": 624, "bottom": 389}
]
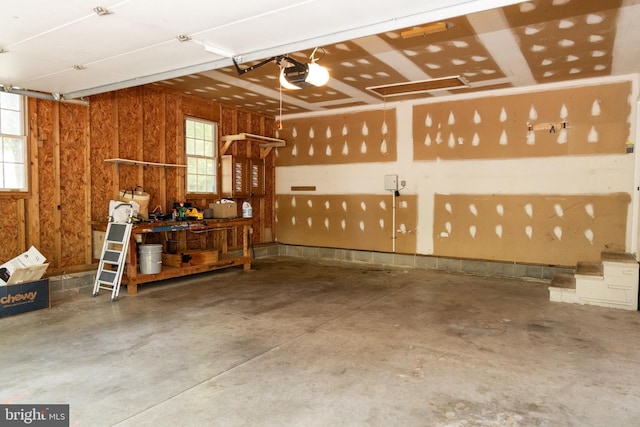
[
  {"left": 242, "top": 201, "right": 252, "bottom": 218},
  {"left": 139, "top": 244, "right": 163, "bottom": 274}
]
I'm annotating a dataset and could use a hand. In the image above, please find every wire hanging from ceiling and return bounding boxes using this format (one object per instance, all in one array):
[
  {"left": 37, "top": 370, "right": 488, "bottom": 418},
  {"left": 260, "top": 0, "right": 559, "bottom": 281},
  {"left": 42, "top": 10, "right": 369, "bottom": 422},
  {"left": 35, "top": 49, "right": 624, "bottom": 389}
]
[{"left": 278, "top": 63, "right": 284, "bottom": 131}]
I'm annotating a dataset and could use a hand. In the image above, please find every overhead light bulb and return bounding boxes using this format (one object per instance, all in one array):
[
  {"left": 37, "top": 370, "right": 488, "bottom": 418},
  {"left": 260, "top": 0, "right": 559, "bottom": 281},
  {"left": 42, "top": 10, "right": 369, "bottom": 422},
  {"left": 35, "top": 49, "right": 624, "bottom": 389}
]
[{"left": 306, "top": 63, "right": 329, "bottom": 87}]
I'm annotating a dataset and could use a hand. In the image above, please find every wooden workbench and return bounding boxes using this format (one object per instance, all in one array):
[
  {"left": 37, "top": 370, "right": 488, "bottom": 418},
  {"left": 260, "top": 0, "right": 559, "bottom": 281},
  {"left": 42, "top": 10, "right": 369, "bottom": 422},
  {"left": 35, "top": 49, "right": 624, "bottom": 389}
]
[{"left": 122, "top": 217, "right": 252, "bottom": 295}]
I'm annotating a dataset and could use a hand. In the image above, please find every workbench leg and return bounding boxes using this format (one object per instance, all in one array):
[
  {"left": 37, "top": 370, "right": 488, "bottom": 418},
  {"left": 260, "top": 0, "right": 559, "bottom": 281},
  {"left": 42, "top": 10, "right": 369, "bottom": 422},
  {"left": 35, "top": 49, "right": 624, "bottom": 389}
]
[
  {"left": 243, "top": 224, "right": 251, "bottom": 270},
  {"left": 127, "top": 283, "right": 138, "bottom": 295}
]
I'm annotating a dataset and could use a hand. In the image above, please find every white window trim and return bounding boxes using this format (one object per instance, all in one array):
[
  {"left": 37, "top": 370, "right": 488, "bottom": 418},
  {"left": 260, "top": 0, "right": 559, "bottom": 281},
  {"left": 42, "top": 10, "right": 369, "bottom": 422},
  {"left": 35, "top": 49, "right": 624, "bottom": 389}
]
[
  {"left": 185, "top": 116, "right": 218, "bottom": 195},
  {"left": 0, "top": 93, "right": 28, "bottom": 193}
]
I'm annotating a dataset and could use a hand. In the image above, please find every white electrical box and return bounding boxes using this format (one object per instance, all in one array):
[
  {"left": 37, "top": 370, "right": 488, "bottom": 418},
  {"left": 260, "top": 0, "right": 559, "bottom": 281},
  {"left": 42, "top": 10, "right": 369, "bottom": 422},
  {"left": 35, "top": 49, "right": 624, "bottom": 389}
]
[{"left": 384, "top": 174, "right": 398, "bottom": 191}]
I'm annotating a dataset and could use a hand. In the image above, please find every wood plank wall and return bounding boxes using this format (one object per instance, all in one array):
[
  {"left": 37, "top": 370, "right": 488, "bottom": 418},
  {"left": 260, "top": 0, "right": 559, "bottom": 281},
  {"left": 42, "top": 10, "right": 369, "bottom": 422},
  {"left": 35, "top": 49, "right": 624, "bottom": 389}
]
[{"left": 0, "top": 85, "right": 275, "bottom": 275}]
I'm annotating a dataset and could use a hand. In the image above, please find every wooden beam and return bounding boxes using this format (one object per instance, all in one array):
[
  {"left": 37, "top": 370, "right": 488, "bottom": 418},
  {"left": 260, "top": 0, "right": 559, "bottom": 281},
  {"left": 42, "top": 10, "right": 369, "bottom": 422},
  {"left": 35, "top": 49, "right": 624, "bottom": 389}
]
[
  {"left": 83, "top": 106, "right": 92, "bottom": 265},
  {"left": 26, "top": 97, "right": 41, "bottom": 251},
  {"left": 53, "top": 102, "right": 61, "bottom": 269}
]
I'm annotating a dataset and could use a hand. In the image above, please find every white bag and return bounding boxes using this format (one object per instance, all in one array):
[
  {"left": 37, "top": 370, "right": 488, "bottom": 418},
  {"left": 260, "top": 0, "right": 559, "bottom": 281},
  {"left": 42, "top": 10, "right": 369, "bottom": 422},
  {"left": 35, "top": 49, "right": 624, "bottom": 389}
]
[
  {"left": 109, "top": 200, "right": 139, "bottom": 223},
  {"left": 118, "top": 186, "right": 150, "bottom": 219}
]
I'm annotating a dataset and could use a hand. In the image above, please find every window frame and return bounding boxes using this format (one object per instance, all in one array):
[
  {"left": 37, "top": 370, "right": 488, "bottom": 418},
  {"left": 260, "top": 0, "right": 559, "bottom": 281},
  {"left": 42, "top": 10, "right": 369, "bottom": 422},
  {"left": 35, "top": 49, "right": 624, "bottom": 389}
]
[
  {"left": 0, "top": 92, "right": 28, "bottom": 195},
  {"left": 184, "top": 116, "right": 218, "bottom": 195}
]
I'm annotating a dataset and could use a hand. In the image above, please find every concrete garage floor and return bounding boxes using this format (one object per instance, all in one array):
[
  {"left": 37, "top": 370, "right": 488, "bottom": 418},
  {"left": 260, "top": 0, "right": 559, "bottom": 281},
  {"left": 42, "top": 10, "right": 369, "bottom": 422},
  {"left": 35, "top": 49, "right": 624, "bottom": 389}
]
[{"left": 1, "top": 257, "right": 640, "bottom": 426}]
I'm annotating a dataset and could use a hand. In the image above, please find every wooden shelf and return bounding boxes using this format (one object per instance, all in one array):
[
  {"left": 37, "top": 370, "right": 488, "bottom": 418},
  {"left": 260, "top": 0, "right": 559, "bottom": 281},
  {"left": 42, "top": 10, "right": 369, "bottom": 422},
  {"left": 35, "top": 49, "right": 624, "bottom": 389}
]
[
  {"left": 221, "top": 133, "right": 286, "bottom": 158},
  {"left": 105, "top": 158, "right": 186, "bottom": 174}
]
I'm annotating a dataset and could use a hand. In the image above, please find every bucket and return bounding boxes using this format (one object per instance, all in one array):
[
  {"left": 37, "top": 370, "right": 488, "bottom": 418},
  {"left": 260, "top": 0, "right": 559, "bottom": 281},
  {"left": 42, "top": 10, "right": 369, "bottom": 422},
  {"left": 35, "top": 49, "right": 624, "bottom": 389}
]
[
  {"left": 139, "top": 244, "right": 163, "bottom": 274},
  {"left": 242, "top": 201, "right": 252, "bottom": 218}
]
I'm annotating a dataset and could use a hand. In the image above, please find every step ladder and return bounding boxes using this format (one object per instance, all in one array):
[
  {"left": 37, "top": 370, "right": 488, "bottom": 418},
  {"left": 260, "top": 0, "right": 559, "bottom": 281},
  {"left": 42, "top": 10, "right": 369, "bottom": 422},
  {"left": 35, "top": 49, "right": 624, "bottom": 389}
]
[{"left": 92, "top": 203, "right": 135, "bottom": 301}]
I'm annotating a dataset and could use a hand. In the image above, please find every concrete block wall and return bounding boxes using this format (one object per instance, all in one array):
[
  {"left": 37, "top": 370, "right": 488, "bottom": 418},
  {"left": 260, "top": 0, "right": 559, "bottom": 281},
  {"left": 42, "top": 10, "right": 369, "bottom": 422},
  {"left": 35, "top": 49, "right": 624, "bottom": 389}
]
[
  {"left": 48, "top": 271, "right": 96, "bottom": 301},
  {"left": 269, "top": 244, "right": 574, "bottom": 282},
  {"left": 47, "top": 243, "right": 571, "bottom": 301}
]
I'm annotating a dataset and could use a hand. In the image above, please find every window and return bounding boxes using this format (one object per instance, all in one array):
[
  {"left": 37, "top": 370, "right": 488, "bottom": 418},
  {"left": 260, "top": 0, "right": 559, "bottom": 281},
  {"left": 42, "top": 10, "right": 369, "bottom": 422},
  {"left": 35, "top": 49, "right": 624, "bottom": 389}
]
[
  {"left": 0, "top": 92, "right": 27, "bottom": 192},
  {"left": 185, "top": 117, "right": 217, "bottom": 194}
]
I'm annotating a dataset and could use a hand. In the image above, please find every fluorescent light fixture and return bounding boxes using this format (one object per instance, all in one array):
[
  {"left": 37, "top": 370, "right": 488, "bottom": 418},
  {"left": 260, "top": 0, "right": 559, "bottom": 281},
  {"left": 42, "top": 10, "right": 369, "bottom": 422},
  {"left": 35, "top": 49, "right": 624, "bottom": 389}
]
[
  {"left": 400, "top": 22, "right": 453, "bottom": 39},
  {"left": 367, "top": 75, "right": 468, "bottom": 97}
]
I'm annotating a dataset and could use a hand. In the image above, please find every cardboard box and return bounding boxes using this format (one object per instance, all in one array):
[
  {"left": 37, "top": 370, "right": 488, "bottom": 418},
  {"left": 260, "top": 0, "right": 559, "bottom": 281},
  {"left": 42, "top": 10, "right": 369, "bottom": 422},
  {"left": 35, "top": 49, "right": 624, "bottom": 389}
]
[
  {"left": 210, "top": 201, "right": 238, "bottom": 218},
  {"left": 0, "top": 246, "right": 48, "bottom": 285},
  {"left": 0, "top": 278, "right": 50, "bottom": 317}
]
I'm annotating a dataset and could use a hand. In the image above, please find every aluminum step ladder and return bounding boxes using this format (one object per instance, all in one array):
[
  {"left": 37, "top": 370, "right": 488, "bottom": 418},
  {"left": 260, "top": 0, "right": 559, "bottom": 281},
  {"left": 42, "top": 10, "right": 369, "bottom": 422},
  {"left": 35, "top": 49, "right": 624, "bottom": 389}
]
[{"left": 92, "top": 204, "right": 135, "bottom": 301}]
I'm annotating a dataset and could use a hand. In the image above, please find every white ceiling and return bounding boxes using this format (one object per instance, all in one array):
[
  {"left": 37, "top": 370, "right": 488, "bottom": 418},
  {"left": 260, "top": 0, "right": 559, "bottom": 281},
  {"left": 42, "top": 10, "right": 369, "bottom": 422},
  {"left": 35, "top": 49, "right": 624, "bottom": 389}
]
[
  {"left": 3, "top": 0, "right": 640, "bottom": 117},
  {"left": 1, "top": 0, "right": 527, "bottom": 100}
]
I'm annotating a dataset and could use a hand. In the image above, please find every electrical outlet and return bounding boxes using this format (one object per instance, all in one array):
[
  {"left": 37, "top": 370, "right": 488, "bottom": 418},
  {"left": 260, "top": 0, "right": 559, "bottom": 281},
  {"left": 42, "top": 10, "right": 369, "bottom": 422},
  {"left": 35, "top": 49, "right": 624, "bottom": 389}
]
[{"left": 384, "top": 174, "right": 398, "bottom": 191}]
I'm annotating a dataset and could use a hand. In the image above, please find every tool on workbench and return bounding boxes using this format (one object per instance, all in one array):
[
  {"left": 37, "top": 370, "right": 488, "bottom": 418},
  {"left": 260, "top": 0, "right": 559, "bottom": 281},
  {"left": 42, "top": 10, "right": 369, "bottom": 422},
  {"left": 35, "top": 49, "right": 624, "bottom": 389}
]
[{"left": 185, "top": 207, "right": 203, "bottom": 220}]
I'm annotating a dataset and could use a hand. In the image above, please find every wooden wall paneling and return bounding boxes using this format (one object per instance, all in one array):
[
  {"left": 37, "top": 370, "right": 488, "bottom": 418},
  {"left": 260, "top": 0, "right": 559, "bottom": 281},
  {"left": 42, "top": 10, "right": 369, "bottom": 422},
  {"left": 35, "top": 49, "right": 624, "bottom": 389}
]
[
  {"left": 26, "top": 97, "right": 41, "bottom": 251},
  {"left": 0, "top": 200, "right": 21, "bottom": 262},
  {"left": 59, "top": 103, "right": 89, "bottom": 268},
  {"left": 220, "top": 105, "right": 236, "bottom": 136},
  {"left": 220, "top": 105, "right": 238, "bottom": 156},
  {"left": 112, "top": 93, "right": 120, "bottom": 199},
  {"left": 4, "top": 86, "right": 280, "bottom": 274},
  {"left": 143, "top": 88, "right": 166, "bottom": 214},
  {"left": 89, "top": 92, "right": 117, "bottom": 221},
  {"left": 164, "top": 93, "right": 181, "bottom": 209},
  {"left": 249, "top": 114, "right": 263, "bottom": 159},
  {"left": 82, "top": 105, "right": 92, "bottom": 265},
  {"left": 135, "top": 89, "right": 144, "bottom": 186},
  {"left": 237, "top": 109, "right": 250, "bottom": 156},
  {"left": 17, "top": 200, "right": 26, "bottom": 252},
  {"left": 249, "top": 113, "right": 264, "bottom": 242},
  {"left": 182, "top": 94, "right": 217, "bottom": 121},
  {"left": 35, "top": 100, "right": 56, "bottom": 265},
  {"left": 219, "top": 104, "right": 236, "bottom": 211},
  {"left": 175, "top": 96, "right": 186, "bottom": 204},
  {"left": 117, "top": 88, "right": 143, "bottom": 190}
]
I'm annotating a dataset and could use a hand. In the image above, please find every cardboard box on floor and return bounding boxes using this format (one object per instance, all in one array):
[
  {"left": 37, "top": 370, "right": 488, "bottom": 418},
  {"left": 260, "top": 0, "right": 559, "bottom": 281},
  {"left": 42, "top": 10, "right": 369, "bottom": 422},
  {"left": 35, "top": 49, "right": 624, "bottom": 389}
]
[
  {"left": 0, "top": 246, "right": 50, "bottom": 317},
  {"left": 0, "top": 278, "right": 50, "bottom": 317}
]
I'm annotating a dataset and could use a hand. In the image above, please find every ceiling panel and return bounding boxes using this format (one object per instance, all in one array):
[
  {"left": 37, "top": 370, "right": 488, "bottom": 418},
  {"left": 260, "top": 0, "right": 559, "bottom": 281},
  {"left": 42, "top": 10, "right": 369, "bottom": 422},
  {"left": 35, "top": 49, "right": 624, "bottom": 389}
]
[
  {"left": 378, "top": 16, "right": 507, "bottom": 85},
  {"left": 503, "top": 0, "right": 622, "bottom": 83}
]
